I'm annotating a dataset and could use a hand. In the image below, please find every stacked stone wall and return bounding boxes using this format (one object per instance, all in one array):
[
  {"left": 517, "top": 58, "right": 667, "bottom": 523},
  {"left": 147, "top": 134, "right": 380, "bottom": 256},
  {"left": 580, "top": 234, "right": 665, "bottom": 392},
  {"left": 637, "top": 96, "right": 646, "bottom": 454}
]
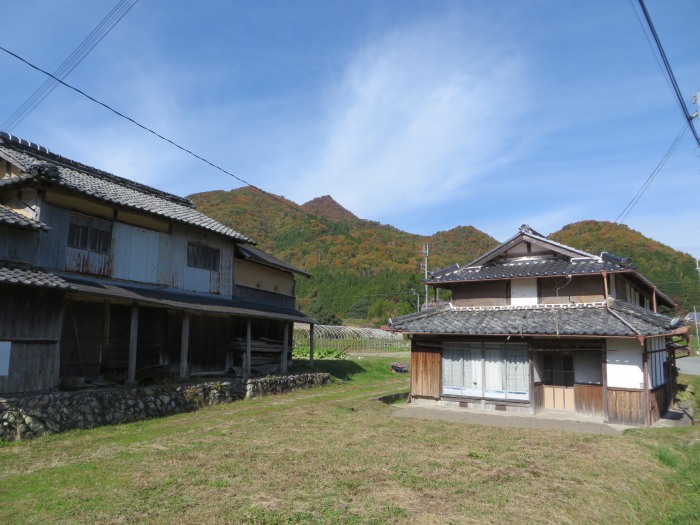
[{"left": 0, "top": 373, "right": 333, "bottom": 441}]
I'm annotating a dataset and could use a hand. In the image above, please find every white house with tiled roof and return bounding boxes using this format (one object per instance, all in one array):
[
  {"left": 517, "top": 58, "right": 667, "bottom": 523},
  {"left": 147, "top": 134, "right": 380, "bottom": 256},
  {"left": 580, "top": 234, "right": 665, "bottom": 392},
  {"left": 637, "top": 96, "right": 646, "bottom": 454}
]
[
  {"left": 0, "top": 131, "right": 314, "bottom": 394},
  {"left": 388, "top": 225, "right": 688, "bottom": 426}
]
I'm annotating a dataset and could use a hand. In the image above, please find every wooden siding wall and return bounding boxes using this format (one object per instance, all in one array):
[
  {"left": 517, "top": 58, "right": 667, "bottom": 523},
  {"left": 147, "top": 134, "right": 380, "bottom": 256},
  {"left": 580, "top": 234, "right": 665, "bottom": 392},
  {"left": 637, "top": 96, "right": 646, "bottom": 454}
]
[
  {"left": 532, "top": 383, "right": 544, "bottom": 414},
  {"left": 649, "top": 386, "right": 667, "bottom": 425},
  {"left": 539, "top": 275, "right": 604, "bottom": 304},
  {"left": 0, "top": 284, "right": 64, "bottom": 394},
  {"left": 574, "top": 384, "right": 604, "bottom": 415},
  {"left": 452, "top": 280, "right": 508, "bottom": 307},
  {"left": 234, "top": 259, "right": 295, "bottom": 296},
  {"left": 411, "top": 344, "right": 441, "bottom": 399},
  {"left": 607, "top": 388, "right": 645, "bottom": 425},
  {"left": 0, "top": 226, "right": 39, "bottom": 262}
]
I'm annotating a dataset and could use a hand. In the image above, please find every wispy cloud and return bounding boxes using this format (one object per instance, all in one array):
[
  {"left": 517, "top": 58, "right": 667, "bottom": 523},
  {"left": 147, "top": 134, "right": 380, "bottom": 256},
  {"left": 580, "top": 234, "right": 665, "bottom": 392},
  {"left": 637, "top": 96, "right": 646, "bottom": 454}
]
[{"left": 286, "top": 11, "right": 531, "bottom": 214}]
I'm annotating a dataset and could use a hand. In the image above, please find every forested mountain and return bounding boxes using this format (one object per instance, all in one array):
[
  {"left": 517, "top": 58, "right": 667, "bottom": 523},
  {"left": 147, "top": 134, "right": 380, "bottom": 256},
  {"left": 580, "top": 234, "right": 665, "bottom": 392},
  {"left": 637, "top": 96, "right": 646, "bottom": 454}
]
[
  {"left": 550, "top": 221, "right": 700, "bottom": 311},
  {"left": 190, "top": 187, "right": 497, "bottom": 323},
  {"left": 190, "top": 189, "right": 699, "bottom": 323}
]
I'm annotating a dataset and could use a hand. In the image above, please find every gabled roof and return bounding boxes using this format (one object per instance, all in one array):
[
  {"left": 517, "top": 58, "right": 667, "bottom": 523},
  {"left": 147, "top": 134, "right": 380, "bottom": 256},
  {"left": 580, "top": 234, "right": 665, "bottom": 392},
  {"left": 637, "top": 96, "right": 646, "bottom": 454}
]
[
  {"left": 235, "top": 244, "right": 311, "bottom": 278},
  {"left": 0, "top": 132, "right": 254, "bottom": 244},
  {"left": 466, "top": 225, "right": 595, "bottom": 268},
  {"left": 0, "top": 204, "right": 49, "bottom": 231},
  {"left": 388, "top": 298, "right": 685, "bottom": 338}
]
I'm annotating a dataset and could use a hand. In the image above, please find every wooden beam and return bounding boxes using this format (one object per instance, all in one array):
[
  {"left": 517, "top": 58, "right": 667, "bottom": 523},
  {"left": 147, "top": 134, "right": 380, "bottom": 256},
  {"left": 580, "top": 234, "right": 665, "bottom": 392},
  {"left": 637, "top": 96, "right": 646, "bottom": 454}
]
[
  {"left": 127, "top": 304, "right": 139, "bottom": 385},
  {"left": 179, "top": 312, "right": 190, "bottom": 379}
]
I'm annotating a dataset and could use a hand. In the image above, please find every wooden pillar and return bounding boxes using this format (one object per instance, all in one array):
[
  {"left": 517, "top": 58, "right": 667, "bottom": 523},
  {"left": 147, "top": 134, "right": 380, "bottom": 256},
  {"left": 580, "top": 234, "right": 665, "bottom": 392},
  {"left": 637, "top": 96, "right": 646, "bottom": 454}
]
[
  {"left": 309, "top": 324, "right": 315, "bottom": 367},
  {"left": 281, "top": 322, "right": 289, "bottom": 374},
  {"left": 179, "top": 312, "right": 190, "bottom": 379},
  {"left": 100, "top": 301, "right": 110, "bottom": 374},
  {"left": 127, "top": 303, "right": 139, "bottom": 385},
  {"left": 643, "top": 346, "right": 651, "bottom": 426},
  {"left": 245, "top": 318, "right": 252, "bottom": 378},
  {"left": 602, "top": 348, "right": 609, "bottom": 423}
]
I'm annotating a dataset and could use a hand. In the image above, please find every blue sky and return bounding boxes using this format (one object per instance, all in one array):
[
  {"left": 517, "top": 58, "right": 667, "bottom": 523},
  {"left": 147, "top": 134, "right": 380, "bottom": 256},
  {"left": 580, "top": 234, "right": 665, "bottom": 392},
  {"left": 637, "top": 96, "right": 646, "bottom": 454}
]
[{"left": 2, "top": 1, "right": 699, "bottom": 257}]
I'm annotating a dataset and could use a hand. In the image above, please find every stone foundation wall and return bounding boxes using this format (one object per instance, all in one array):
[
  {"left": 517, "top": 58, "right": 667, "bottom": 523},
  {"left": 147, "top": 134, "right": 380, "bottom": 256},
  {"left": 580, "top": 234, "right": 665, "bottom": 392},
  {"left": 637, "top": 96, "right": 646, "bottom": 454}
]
[{"left": 0, "top": 373, "right": 333, "bottom": 441}]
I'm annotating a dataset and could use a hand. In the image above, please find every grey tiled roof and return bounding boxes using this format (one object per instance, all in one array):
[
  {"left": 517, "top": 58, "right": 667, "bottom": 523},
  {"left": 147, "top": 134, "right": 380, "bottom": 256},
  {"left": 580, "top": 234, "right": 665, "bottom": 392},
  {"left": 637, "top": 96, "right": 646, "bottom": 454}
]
[
  {"left": 429, "top": 257, "right": 628, "bottom": 283},
  {"left": 236, "top": 244, "right": 311, "bottom": 278},
  {"left": 0, "top": 204, "right": 49, "bottom": 230},
  {"left": 61, "top": 274, "right": 315, "bottom": 324},
  {"left": 388, "top": 299, "right": 683, "bottom": 337},
  {"left": 0, "top": 132, "right": 254, "bottom": 244},
  {"left": 0, "top": 264, "right": 69, "bottom": 288}
]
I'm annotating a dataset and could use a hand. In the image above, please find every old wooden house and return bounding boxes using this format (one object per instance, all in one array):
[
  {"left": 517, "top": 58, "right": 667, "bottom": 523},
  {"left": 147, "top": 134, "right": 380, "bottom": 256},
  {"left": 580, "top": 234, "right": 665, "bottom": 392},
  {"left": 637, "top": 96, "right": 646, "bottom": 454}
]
[
  {"left": 0, "top": 131, "right": 315, "bottom": 394},
  {"left": 388, "top": 225, "right": 688, "bottom": 426}
]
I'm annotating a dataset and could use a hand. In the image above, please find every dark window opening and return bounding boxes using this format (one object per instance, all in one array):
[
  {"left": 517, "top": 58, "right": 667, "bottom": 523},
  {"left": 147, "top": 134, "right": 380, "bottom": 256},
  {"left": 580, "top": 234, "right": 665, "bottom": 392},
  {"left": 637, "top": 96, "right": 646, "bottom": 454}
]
[
  {"left": 68, "top": 215, "right": 111, "bottom": 253},
  {"left": 542, "top": 354, "right": 574, "bottom": 387},
  {"left": 187, "top": 243, "right": 220, "bottom": 271}
]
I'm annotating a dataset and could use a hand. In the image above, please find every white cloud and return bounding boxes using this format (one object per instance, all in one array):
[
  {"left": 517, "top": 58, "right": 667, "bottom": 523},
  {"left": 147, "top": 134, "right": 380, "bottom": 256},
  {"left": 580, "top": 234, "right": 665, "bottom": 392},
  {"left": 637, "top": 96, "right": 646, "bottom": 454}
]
[{"left": 287, "top": 12, "right": 531, "bottom": 216}]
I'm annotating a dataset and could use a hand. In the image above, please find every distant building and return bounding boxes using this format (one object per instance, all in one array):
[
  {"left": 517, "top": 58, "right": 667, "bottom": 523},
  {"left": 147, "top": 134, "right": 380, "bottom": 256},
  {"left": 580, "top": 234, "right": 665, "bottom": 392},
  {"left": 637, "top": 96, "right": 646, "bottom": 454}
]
[
  {"left": 0, "top": 131, "right": 314, "bottom": 394},
  {"left": 388, "top": 225, "right": 688, "bottom": 426}
]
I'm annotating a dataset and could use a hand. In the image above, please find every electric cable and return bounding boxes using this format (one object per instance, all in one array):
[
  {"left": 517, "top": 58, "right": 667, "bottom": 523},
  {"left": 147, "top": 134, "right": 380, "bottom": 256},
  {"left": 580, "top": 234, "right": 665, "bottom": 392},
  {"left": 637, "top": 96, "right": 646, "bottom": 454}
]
[
  {"left": 0, "top": 44, "right": 329, "bottom": 227},
  {"left": 2, "top": 0, "right": 139, "bottom": 132}
]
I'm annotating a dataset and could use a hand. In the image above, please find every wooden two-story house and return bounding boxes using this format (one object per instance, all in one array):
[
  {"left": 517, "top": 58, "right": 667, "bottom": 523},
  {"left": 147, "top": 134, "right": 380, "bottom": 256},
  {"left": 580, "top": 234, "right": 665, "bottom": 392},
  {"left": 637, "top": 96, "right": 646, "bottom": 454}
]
[
  {"left": 388, "top": 225, "right": 687, "bottom": 426},
  {"left": 0, "top": 131, "right": 314, "bottom": 394}
]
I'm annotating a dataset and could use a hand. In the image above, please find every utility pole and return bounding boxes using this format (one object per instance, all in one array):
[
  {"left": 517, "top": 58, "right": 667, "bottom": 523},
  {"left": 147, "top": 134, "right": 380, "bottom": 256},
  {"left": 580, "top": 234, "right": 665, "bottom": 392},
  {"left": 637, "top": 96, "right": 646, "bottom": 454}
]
[{"left": 423, "top": 244, "right": 429, "bottom": 309}]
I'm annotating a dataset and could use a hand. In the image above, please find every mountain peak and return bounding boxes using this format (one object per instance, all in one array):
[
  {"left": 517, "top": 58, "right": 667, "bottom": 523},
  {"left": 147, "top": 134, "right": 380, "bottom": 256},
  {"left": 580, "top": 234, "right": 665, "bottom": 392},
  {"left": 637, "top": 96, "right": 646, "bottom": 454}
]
[{"left": 301, "top": 195, "right": 357, "bottom": 222}]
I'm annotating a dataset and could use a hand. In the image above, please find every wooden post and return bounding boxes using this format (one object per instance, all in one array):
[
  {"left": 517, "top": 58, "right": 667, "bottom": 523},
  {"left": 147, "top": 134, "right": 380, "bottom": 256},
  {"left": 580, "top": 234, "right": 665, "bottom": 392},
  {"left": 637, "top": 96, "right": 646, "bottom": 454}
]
[
  {"left": 100, "top": 301, "right": 110, "bottom": 375},
  {"left": 309, "top": 324, "right": 315, "bottom": 367},
  {"left": 281, "top": 322, "right": 289, "bottom": 374},
  {"left": 245, "top": 318, "right": 252, "bottom": 378},
  {"left": 643, "top": 346, "right": 651, "bottom": 426},
  {"left": 180, "top": 312, "right": 190, "bottom": 379},
  {"left": 127, "top": 304, "right": 139, "bottom": 385},
  {"left": 602, "top": 348, "right": 609, "bottom": 423}
]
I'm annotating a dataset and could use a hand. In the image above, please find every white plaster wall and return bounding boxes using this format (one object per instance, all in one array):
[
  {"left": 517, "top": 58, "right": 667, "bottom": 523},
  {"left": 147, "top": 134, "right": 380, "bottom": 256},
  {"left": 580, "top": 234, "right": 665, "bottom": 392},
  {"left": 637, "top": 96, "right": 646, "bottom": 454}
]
[
  {"left": 606, "top": 339, "right": 644, "bottom": 389},
  {"left": 511, "top": 278, "right": 538, "bottom": 306}
]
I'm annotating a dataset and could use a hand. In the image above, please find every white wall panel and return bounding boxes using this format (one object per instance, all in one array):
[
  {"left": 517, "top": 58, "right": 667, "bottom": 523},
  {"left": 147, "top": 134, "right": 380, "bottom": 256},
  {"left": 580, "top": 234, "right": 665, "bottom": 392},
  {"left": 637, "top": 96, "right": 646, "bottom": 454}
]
[
  {"left": 511, "top": 278, "right": 538, "bottom": 306},
  {"left": 606, "top": 339, "right": 644, "bottom": 389},
  {"left": 112, "top": 223, "right": 159, "bottom": 283}
]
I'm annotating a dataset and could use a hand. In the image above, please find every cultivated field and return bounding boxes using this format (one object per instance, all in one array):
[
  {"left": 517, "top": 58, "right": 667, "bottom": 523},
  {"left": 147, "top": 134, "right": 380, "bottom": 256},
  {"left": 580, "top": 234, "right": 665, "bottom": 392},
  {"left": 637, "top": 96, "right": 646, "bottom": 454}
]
[{"left": 1, "top": 358, "right": 698, "bottom": 525}]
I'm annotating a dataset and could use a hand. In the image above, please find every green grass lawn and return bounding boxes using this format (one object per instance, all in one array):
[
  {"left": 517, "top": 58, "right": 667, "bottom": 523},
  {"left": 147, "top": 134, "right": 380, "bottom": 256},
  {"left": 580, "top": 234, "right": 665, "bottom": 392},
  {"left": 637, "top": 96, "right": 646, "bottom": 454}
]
[{"left": 1, "top": 358, "right": 698, "bottom": 525}]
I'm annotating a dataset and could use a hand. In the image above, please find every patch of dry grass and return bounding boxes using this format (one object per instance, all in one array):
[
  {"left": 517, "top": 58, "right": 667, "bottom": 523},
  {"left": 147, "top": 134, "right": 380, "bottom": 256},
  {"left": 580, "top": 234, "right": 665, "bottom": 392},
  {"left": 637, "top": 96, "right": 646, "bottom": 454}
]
[{"left": 0, "top": 360, "right": 696, "bottom": 524}]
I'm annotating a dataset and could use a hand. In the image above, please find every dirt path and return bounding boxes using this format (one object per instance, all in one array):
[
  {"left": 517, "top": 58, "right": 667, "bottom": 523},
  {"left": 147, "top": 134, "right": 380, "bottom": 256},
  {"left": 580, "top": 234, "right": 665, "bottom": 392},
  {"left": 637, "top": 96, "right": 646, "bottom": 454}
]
[{"left": 393, "top": 404, "right": 628, "bottom": 435}]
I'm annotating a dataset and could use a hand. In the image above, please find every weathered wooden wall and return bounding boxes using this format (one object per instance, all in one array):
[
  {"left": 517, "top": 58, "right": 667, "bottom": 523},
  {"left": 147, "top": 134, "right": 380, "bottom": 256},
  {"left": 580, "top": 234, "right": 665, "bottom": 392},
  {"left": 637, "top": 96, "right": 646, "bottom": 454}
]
[
  {"left": 607, "top": 388, "right": 644, "bottom": 425},
  {"left": 532, "top": 383, "right": 544, "bottom": 414},
  {"left": 452, "top": 280, "right": 508, "bottom": 307},
  {"left": 411, "top": 344, "right": 441, "bottom": 399},
  {"left": 574, "top": 384, "right": 603, "bottom": 415},
  {"left": 649, "top": 386, "right": 667, "bottom": 425},
  {"left": 539, "top": 275, "right": 604, "bottom": 304},
  {"left": 0, "top": 284, "right": 64, "bottom": 394},
  {"left": 234, "top": 259, "right": 295, "bottom": 296}
]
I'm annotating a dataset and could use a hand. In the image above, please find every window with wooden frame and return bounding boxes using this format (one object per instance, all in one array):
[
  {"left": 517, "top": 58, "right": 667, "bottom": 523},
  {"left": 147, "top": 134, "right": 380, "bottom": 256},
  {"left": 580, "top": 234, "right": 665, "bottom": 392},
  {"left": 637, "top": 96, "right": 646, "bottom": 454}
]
[
  {"left": 67, "top": 214, "right": 112, "bottom": 253},
  {"left": 542, "top": 354, "right": 575, "bottom": 387},
  {"left": 187, "top": 243, "right": 220, "bottom": 271}
]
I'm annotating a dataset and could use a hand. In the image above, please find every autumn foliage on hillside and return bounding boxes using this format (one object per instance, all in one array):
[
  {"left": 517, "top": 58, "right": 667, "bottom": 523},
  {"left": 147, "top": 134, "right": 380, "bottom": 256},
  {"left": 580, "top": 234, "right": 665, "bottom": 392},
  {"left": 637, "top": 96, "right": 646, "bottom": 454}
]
[
  {"left": 189, "top": 187, "right": 498, "bottom": 323},
  {"left": 190, "top": 190, "right": 699, "bottom": 323},
  {"left": 550, "top": 221, "right": 700, "bottom": 310}
]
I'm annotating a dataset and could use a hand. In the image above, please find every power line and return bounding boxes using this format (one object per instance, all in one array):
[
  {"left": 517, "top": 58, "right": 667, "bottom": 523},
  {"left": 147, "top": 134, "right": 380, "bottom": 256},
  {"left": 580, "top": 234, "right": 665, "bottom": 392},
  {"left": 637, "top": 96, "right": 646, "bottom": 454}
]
[
  {"left": 2, "top": 0, "right": 139, "bottom": 132},
  {"left": 636, "top": 0, "right": 700, "bottom": 146},
  {"left": 613, "top": 124, "right": 687, "bottom": 225},
  {"left": 0, "top": 44, "right": 328, "bottom": 228}
]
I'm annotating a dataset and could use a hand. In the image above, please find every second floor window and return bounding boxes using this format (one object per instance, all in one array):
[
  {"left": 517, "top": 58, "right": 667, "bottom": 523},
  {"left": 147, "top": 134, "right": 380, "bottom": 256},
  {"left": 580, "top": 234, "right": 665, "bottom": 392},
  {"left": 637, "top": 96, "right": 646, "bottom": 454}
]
[
  {"left": 67, "top": 214, "right": 111, "bottom": 253},
  {"left": 187, "top": 243, "right": 220, "bottom": 271}
]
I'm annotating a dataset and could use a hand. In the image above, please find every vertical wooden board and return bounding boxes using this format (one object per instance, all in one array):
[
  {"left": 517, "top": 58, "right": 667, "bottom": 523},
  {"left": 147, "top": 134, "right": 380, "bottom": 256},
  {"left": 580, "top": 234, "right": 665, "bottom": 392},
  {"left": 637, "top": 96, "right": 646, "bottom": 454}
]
[
  {"left": 564, "top": 387, "right": 575, "bottom": 411},
  {"left": 0, "top": 342, "right": 59, "bottom": 394},
  {"left": 607, "top": 389, "right": 644, "bottom": 425},
  {"left": 113, "top": 223, "right": 160, "bottom": 283},
  {"left": 36, "top": 202, "right": 70, "bottom": 269},
  {"left": 574, "top": 384, "right": 603, "bottom": 415},
  {"left": 157, "top": 232, "right": 174, "bottom": 285},
  {"left": 411, "top": 345, "right": 441, "bottom": 399}
]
